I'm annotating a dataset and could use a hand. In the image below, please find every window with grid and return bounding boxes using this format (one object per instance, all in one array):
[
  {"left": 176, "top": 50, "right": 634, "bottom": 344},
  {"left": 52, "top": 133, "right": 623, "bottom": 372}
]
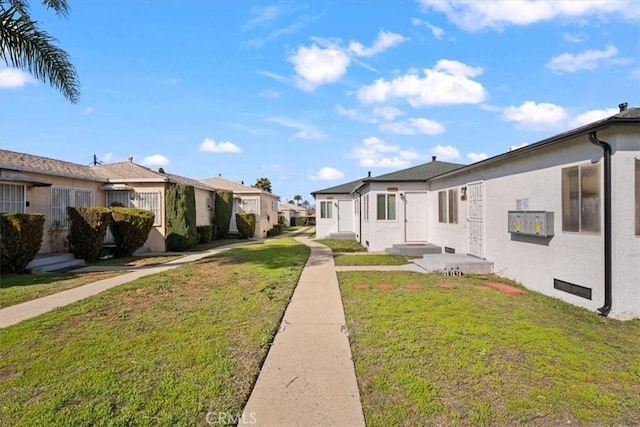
[
  {"left": 134, "top": 192, "right": 161, "bottom": 226},
  {"left": 438, "top": 191, "right": 447, "bottom": 223},
  {"left": 0, "top": 183, "right": 25, "bottom": 213},
  {"left": 562, "top": 163, "right": 600, "bottom": 233},
  {"left": 448, "top": 189, "right": 458, "bottom": 224},
  {"left": 50, "top": 186, "right": 94, "bottom": 227},
  {"left": 364, "top": 195, "right": 369, "bottom": 221},
  {"left": 320, "top": 201, "right": 332, "bottom": 219},
  {"left": 106, "top": 191, "right": 131, "bottom": 207},
  {"left": 376, "top": 194, "right": 396, "bottom": 221}
]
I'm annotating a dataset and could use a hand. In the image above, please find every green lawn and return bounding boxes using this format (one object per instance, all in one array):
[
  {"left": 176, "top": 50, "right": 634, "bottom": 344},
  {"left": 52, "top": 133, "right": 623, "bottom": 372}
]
[
  {"left": 339, "top": 271, "right": 640, "bottom": 426},
  {"left": 315, "top": 238, "right": 366, "bottom": 252},
  {"left": 0, "top": 238, "right": 310, "bottom": 426},
  {"left": 0, "top": 271, "right": 124, "bottom": 308},
  {"left": 334, "top": 254, "right": 409, "bottom": 266},
  {"left": 89, "top": 254, "right": 183, "bottom": 267}
]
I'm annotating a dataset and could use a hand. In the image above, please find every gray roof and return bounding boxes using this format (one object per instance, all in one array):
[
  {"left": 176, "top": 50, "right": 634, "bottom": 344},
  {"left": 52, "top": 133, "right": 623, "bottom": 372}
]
[
  {"left": 0, "top": 149, "right": 104, "bottom": 181},
  {"left": 370, "top": 160, "right": 464, "bottom": 182},
  {"left": 311, "top": 177, "right": 367, "bottom": 196},
  {"left": 200, "top": 176, "right": 279, "bottom": 198}
]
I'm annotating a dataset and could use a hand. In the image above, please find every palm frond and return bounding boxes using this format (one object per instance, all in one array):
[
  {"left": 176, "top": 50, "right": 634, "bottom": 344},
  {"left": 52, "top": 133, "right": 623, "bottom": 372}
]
[{"left": 0, "top": 5, "right": 79, "bottom": 102}]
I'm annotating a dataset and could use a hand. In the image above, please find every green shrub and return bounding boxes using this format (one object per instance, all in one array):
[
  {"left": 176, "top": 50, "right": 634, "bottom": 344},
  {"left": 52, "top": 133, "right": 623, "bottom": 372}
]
[
  {"left": 274, "top": 223, "right": 284, "bottom": 234},
  {"left": 295, "top": 217, "right": 307, "bottom": 226},
  {"left": 165, "top": 184, "right": 197, "bottom": 251},
  {"left": 110, "top": 207, "right": 155, "bottom": 257},
  {"left": 0, "top": 213, "right": 45, "bottom": 273},
  {"left": 236, "top": 213, "right": 256, "bottom": 239},
  {"left": 211, "top": 224, "right": 218, "bottom": 240},
  {"left": 197, "top": 225, "right": 213, "bottom": 244},
  {"left": 214, "top": 190, "right": 233, "bottom": 238},
  {"left": 67, "top": 207, "right": 111, "bottom": 261},
  {"left": 278, "top": 215, "right": 285, "bottom": 225}
]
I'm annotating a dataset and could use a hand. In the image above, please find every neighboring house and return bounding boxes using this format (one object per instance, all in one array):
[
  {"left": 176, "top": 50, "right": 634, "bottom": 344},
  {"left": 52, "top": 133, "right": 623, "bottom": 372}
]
[
  {"left": 0, "top": 151, "right": 216, "bottom": 253},
  {"left": 278, "top": 202, "right": 308, "bottom": 226},
  {"left": 200, "top": 176, "right": 279, "bottom": 238},
  {"left": 312, "top": 106, "right": 640, "bottom": 319}
]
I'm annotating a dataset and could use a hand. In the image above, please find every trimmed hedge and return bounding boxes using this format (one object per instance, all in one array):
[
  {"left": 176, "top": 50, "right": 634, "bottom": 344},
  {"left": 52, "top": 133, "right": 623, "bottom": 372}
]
[
  {"left": 274, "top": 223, "right": 284, "bottom": 234},
  {"left": 67, "top": 207, "right": 112, "bottom": 261},
  {"left": 236, "top": 213, "right": 256, "bottom": 239},
  {"left": 110, "top": 207, "right": 155, "bottom": 257},
  {"left": 214, "top": 189, "right": 233, "bottom": 238},
  {"left": 165, "top": 184, "right": 197, "bottom": 251},
  {"left": 0, "top": 213, "right": 45, "bottom": 273},
  {"left": 278, "top": 215, "right": 285, "bottom": 225},
  {"left": 197, "top": 225, "right": 213, "bottom": 244},
  {"left": 295, "top": 217, "right": 308, "bottom": 226}
]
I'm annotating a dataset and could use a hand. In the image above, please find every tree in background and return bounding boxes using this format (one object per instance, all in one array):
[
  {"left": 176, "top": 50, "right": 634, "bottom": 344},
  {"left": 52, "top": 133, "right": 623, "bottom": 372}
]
[
  {"left": 293, "top": 195, "right": 302, "bottom": 206},
  {"left": 302, "top": 200, "right": 310, "bottom": 209},
  {"left": 253, "top": 177, "right": 272, "bottom": 193},
  {"left": 0, "top": 0, "right": 80, "bottom": 103}
]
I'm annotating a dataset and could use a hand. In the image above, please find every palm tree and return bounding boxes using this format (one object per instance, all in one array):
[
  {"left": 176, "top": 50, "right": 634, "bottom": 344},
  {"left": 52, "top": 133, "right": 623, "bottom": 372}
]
[
  {"left": 253, "top": 177, "right": 272, "bottom": 193},
  {"left": 301, "top": 200, "right": 310, "bottom": 209},
  {"left": 293, "top": 195, "right": 302, "bottom": 206},
  {"left": 1, "top": 0, "right": 80, "bottom": 103}
]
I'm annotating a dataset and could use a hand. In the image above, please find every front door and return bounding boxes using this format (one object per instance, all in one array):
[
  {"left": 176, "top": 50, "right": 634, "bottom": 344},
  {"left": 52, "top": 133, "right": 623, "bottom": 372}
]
[
  {"left": 467, "top": 181, "right": 484, "bottom": 258},
  {"left": 337, "top": 200, "right": 352, "bottom": 232},
  {"left": 404, "top": 192, "right": 427, "bottom": 242}
]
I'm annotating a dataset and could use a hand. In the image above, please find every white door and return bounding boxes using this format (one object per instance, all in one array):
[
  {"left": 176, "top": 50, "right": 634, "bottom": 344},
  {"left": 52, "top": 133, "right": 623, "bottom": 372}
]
[
  {"left": 404, "top": 192, "right": 427, "bottom": 242},
  {"left": 229, "top": 199, "right": 239, "bottom": 233},
  {"left": 337, "top": 200, "right": 352, "bottom": 232},
  {"left": 105, "top": 191, "right": 131, "bottom": 243},
  {"left": 467, "top": 181, "right": 484, "bottom": 258}
]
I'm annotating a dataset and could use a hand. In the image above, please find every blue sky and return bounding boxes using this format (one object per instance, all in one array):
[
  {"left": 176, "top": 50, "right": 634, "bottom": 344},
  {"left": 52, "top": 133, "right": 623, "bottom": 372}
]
[{"left": 1, "top": 1, "right": 638, "bottom": 203}]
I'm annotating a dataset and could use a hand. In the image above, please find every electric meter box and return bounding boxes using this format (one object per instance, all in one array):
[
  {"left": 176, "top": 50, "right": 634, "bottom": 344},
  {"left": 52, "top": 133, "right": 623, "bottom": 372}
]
[{"left": 508, "top": 211, "right": 554, "bottom": 237}]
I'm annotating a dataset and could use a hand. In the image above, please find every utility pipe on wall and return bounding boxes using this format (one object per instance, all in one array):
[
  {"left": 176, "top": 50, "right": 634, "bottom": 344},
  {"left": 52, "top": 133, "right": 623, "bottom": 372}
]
[{"left": 588, "top": 131, "right": 612, "bottom": 317}]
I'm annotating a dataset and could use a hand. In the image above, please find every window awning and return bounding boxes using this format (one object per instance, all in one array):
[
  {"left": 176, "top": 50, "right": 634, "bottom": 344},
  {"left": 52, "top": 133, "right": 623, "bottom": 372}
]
[
  {"left": 99, "top": 183, "right": 134, "bottom": 191},
  {"left": 0, "top": 170, "right": 52, "bottom": 186}
]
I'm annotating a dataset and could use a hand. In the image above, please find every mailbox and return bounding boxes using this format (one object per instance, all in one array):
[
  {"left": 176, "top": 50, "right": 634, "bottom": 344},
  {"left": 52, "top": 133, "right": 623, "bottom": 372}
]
[
  {"left": 508, "top": 211, "right": 526, "bottom": 233},
  {"left": 508, "top": 211, "right": 554, "bottom": 237}
]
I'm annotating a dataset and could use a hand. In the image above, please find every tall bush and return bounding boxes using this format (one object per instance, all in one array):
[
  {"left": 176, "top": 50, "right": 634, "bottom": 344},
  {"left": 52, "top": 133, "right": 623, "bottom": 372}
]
[
  {"left": 110, "top": 207, "right": 155, "bottom": 257},
  {"left": 236, "top": 213, "right": 256, "bottom": 239},
  {"left": 214, "top": 189, "right": 233, "bottom": 238},
  {"left": 197, "top": 225, "right": 213, "bottom": 244},
  {"left": 165, "top": 184, "right": 197, "bottom": 251},
  {"left": 0, "top": 213, "right": 45, "bottom": 273},
  {"left": 67, "top": 207, "right": 111, "bottom": 261}
]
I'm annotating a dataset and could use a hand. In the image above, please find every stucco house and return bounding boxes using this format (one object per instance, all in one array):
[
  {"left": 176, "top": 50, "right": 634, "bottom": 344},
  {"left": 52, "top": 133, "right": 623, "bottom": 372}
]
[
  {"left": 278, "top": 202, "right": 308, "bottom": 226},
  {"left": 0, "top": 150, "right": 216, "bottom": 253},
  {"left": 200, "top": 176, "right": 279, "bottom": 239},
  {"left": 313, "top": 106, "right": 640, "bottom": 319}
]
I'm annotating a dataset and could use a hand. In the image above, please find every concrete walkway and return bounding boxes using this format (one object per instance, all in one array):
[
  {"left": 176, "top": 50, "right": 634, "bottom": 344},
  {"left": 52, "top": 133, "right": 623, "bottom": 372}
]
[
  {"left": 0, "top": 239, "right": 267, "bottom": 328},
  {"left": 240, "top": 236, "right": 365, "bottom": 427}
]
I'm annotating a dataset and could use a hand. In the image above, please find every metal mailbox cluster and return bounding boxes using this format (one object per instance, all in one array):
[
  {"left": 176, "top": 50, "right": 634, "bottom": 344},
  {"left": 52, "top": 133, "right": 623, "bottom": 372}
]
[{"left": 508, "top": 211, "right": 554, "bottom": 237}]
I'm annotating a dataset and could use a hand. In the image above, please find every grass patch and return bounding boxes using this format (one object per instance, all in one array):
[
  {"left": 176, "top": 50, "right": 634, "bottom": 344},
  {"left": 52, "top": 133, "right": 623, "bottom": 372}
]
[
  {"left": 334, "top": 254, "right": 409, "bottom": 266},
  {"left": 193, "top": 238, "right": 246, "bottom": 251},
  {"left": 0, "top": 238, "right": 310, "bottom": 426},
  {"left": 339, "top": 271, "right": 640, "bottom": 426},
  {"left": 315, "top": 239, "right": 366, "bottom": 253},
  {"left": 89, "top": 255, "right": 183, "bottom": 267},
  {"left": 0, "top": 272, "right": 124, "bottom": 308}
]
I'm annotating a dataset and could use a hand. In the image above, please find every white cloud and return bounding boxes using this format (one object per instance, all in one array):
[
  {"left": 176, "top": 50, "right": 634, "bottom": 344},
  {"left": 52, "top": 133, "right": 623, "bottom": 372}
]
[
  {"left": 467, "top": 152, "right": 488, "bottom": 162},
  {"left": 348, "top": 136, "right": 419, "bottom": 168},
  {"left": 348, "top": 29, "right": 409, "bottom": 57},
  {"left": 419, "top": 0, "right": 640, "bottom": 31},
  {"left": 335, "top": 104, "right": 377, "bottom": 123},
  {"left": 288, "top": 44, "right": 351, "bottom": 91},
  {"left": 379, "top": 117, "right": 445, "bottom": 135},
  {"left": 101, "top": 152, "right": 113, "bottom": 162},
  {"left": 141, "top": 154, "right": 170, "bottom": 166},
  {"left": 83, "top": 106, "right": 94, "bottom": 115},
  {"left": 157, "top": 77, "right": 179, "bottom": 86},
  {"left": 509, "top": 142, "right": 529, "bottom": 151},
  {"left": 242, "top": 5, "right": 281, "bottom": 31},
  {"left": 258, "top": 70, "right": 290, "bottom": 84},
  {"left": 430, "top": 145, "right": 460, "bottom": 161},
  {"left": 502, "top": 101, "right": 568, "bottom": 130},
  {"left": 411, "top": 18, "right": 445, "bottom": 39},
  {"left": 546, "top": 44, "right": 618, "bottom": 74},
  {"left": 198, "top": 138, "right": 242, "bottom": 153},
  {"left": 357, "top": 59, "right": 486, "bottom": 107},
  {"left": 563, "top": 32, "right": 587, "bottom": 43},
  {"left": 266, "top": 116, "right": 327, "bottom": 140},
  {"left": 0, "top": 68, "right": 35, "bottom": 88},
  {"left": 372, "top": 106, "right": 404, "bottom": 120},
  {"left": 309, "top": 167, "right": 345, "bottom": 181},
  {"left": 259, "top": 89, "right": 280, "bottom": 98},
  {"left": 569, "top": 108, "right": 619, "bottom": 128}
]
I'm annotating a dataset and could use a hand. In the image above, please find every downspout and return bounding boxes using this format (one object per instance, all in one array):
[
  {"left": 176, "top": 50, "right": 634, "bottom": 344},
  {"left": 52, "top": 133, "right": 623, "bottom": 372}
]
[
  {"left": 588, "top": 132, "right": 612, "bottom": 317},
  {"left": 354, "top": 190, "right": 362, "bottom": 244}
]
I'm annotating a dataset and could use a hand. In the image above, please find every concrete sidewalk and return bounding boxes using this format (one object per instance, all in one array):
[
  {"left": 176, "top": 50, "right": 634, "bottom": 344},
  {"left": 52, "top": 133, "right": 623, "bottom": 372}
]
[
  {"left": 0, "top": 240, "right": 264, "bottom": 328},
  {"left": 240, "top": 236, "right": 365, "bottom": 427}
]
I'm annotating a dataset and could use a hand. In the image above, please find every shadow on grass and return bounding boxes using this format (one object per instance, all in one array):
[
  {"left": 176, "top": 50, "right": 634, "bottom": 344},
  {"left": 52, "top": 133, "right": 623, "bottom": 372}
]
[{"left": 0, "top": 273, "right": 81, "bottom": 289}]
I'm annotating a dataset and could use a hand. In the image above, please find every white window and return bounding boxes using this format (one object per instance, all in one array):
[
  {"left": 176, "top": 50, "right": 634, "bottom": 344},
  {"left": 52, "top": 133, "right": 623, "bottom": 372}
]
[
  {"left": 438, "top": 191, "right": 447, "bottom": 223},
  {"left": 448, "top": 189, "right": 458, "bottom": 224},
  {"left": 50, "top": 186, "right": 94, "bottom": 228},
  {"left": 562, "top": 163, "right": 600, "bottom": 233},
  {"left": 354, "top": 198, "right": 360, "bottom": 215},
  {"left": 242, "top": 199, "right": 257, "bottom": 213},
  {"left": 376, "top": 194, "right": 396, "bottom": 221},
  {"left": 0, "top": 183, "right": 25, "bottom": 213},
  {"left": 106, "top": 191, "right": 131, "bottom": 207},
  {"left": 364, "top": 195, "right": 369, "bottom": 221},
  {"left": 320, "top": 201, "right": 332, "bottom": 219},
  {"left": 133, "top": 191, "right": 161, "bottom": 226}
]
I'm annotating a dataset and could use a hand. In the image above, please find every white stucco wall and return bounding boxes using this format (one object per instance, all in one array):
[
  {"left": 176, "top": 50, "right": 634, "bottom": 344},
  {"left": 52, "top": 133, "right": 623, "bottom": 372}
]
[
  {"left": 428, "top": 129, "right": 639, "bottom": 319},
  {"left": 314, "top": 195, "right": 353, "bottom": 238}
]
